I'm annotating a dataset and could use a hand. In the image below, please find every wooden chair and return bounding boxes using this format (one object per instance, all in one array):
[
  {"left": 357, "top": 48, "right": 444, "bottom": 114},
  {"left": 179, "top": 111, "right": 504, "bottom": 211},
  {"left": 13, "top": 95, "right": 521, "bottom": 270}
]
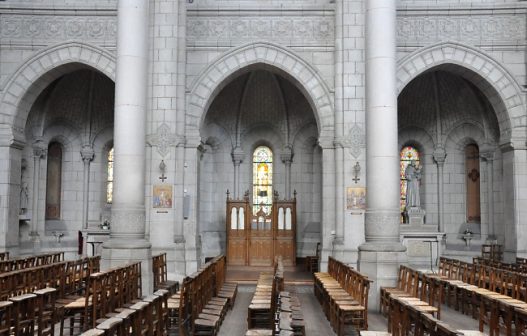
[
  {"left": 10, "top": 293, "right": 38, "bottom": 336},
  {"left": 305, "top": 242, "right": 320, "bottom": 273},
  {"left": 0, "top": 301, "right": 13, "bottom": 336}
]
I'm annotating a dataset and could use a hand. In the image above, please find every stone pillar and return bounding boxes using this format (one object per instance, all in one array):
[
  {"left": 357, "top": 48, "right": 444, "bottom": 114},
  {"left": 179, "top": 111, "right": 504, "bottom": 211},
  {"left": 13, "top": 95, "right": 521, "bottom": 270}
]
[
  {"left": 433, "top": 146, "right": 447, "bottom": 233},
  {"left": 358, "top": 0, "right": 406, "bottom": 311},
  {"left": 319, "top": 140, "right": 337, "bottom": 272},
  {"left": 80, "top": 145, "right": 94, "bottom": 230},
  {"left": 481, "top": 147, "right": 495, "bottom": 241},
  {"left": 102, "top": 0, "right": 152, "bottom": 294},
  {"left": 334, "top": 143, "right": 344, "bottom": 244},
  {"left": 281, "top": 146, "right": 293, "bottom": 199},
  {"left": 30, "top": 139, "right": 46, "bottom": 245},
  {"left": 231, "top": 148, "right": 244, "bottom": 199}
]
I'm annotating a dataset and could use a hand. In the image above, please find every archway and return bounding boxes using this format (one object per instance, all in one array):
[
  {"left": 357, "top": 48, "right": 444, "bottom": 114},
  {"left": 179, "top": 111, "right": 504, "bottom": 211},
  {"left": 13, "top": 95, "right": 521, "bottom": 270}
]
[{"left": 198, "top": 66, "right": 322, "bottom": 267}]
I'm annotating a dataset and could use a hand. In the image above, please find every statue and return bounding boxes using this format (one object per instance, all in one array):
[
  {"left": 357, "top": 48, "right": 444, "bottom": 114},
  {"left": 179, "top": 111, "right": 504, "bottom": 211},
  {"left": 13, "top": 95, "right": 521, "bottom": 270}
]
[
  {"left": 405, "top": 161, "right": 421, "bottom": 209},
  {"left": 20, "top": 182, "right": 28, "bottom": 214}
]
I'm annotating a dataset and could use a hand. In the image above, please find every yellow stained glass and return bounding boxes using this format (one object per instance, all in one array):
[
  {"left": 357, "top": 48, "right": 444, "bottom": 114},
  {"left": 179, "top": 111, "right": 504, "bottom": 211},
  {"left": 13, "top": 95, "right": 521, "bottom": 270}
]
[
  {"left": 253, "top": 146, "right": 272, "bottom": 216},
  {"left": 106, "top": 147, "right": 114, "bottom": 204}
]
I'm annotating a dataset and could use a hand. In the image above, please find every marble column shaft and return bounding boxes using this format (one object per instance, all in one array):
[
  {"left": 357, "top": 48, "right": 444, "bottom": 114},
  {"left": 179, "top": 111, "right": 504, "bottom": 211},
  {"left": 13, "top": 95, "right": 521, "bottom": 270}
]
[
  {"left": 31, "top": 141, "right": 46, "bottom": 238},
  {"left": 81, "top": 146, "right": 94, "bottom": 230},
  {"left": 110, "top": 0, "right": 149, "bottom": 241},
  {"left": 363, "top": 0, "right": 401, "bottom": 246},
  {"left": 104, "top": 0, "right": 151, "bottom": 293},
  {"left": 434, "top": 146, "right": 447, "bottom": 233}
]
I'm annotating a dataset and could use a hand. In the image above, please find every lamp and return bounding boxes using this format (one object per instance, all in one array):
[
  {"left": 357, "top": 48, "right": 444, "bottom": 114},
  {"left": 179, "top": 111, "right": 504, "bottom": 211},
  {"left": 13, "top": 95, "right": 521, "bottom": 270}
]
[{"left": 159, "top": 160, "right": 167, "bottom": 182}]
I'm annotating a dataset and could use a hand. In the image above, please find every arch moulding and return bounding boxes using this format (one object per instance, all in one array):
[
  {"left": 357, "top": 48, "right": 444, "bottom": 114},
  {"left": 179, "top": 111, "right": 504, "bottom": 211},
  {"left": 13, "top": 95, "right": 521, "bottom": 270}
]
[
  {"left": 187, "top": 42, "right": 335, "bottom": 141},
  {"left": 0, "top": 41, "right": 116, "bottom": 144},
  {"left": 397, "top": 42, "right": 526, "bottom": 145}
]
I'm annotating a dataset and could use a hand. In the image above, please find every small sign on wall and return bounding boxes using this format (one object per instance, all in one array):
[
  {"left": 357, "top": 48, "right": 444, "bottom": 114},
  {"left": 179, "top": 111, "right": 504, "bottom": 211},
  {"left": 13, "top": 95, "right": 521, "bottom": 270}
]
[
  {"left": 153, "top": 184, "right": 173, "bottom": 209},
  {"left": 346, "top": 187, "right": 366, "bottom": 210}
]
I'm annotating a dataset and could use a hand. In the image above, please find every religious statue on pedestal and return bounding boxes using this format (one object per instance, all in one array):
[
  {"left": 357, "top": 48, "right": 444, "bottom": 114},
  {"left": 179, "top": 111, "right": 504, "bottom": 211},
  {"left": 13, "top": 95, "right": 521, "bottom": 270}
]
[{"left": 405, "top": 160, "right": 421, "bottom": 209}]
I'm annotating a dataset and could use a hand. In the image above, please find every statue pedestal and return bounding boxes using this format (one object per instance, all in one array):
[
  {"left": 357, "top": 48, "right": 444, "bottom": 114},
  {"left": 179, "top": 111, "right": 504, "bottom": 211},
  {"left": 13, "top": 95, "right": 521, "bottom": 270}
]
[
  {"left": 407, "top": 207, "right": 425, "bottom": 225},
  {"left": 400, "top": 223, "right": 444, "bottom": 270}
]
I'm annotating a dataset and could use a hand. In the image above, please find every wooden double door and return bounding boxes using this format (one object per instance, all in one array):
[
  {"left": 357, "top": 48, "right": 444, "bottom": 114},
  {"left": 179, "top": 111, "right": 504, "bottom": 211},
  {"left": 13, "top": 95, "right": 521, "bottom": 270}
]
[{"left": 226, "top": 193, "right": 296, "bottom": 266}]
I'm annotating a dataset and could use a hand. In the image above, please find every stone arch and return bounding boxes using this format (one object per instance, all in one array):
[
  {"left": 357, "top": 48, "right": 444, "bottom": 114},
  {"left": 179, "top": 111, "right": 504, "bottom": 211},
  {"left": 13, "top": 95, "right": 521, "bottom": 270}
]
[
  {"left": 397, "top": 42, "right": 525, "bottom": 144},
  {"left": 188, "top": 42, "right": 334, "bottom": 140},
  {"left": 445, "top": 122, "right": 487, "bottom": 151},
  {"left": 0, "top": 41, "right": 116, "bottom": 143}
]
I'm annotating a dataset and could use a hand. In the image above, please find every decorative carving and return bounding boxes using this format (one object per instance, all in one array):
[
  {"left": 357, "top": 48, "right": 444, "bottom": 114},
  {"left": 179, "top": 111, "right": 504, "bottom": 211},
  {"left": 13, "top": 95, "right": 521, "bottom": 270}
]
[
  {"left": 111, "top": 209, "right": 145, "bottom": 233},
  {"left": 32, "top": 140, "right": 47, "bottom": 159},
  {"left": 187, "top": 16, "right": 334, "bottom": 46},
  {"left": 433, "top": 145, "right": 447, "bottom": 166},
  {"left": 1, "top": 15, "right": 117, "bottom": 44},
  {"left": 147, "top": 124, "right": 178, "bottom": 158},
  {"left": 80, "top": 145, "right": 95, "bottom": 163},
  {"left": 344, "top": 124, "right": 365, "bottom": 159},
  {"left": 397, "top": 14, "right": 525, "bottom": 46},
  {"left": 365, "top": 210, "right": 400, "bottom": 238},
  {"left": 468, "top": 168, "right": 480, "bottom": 182}
]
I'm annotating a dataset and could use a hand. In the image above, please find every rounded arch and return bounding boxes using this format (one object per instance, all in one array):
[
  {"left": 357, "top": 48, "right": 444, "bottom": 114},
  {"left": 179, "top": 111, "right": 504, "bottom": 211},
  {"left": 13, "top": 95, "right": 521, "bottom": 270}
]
[
  {"left": 188, "top": 42, "right": 334, "bottom": 140},
  {"left": 445, "top": 122, "right": 487, "bottom": 151},
  {"left": 0, "top": 41, "right": 116, "bottom": 144},
  {"left": 397, "top": 42, "right": 525, "bottom": 144}
]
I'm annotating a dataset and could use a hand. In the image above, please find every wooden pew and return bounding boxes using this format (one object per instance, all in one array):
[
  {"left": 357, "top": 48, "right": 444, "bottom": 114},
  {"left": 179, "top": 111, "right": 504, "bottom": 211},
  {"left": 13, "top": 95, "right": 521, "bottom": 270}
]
[
  {"left": 314, "top": 256, "right": 371, "bottom": 335},
  {"left": 152, "top": 253, "right": 179, "bottom": 294}
]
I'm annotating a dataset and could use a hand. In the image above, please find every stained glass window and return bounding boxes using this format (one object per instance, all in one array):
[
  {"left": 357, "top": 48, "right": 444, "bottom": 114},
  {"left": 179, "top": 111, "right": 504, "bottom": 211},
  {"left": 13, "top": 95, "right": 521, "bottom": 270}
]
[
  {"left": 400, "top": 146, "right": 420, "bottom": 223},
  {"left": 106, "top": 147, "right": 114, "bottom": 204},
  {"left": 252, "top": 146, "right": 273, "bottom": 217}
]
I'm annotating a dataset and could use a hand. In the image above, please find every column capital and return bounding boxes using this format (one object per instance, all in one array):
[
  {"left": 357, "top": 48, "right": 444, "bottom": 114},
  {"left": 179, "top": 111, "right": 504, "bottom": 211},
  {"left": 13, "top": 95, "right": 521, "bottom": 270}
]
[
  {"left": 231, "top": 147, "right": 245, "bottom": 165},
  {"left": 80, "top": 145, "right": 95, "bottom": 163},
  {"left": 433, "top": 145, "right": 447, "bottom": 165},
  {"left": 32, "top": 139, "right": 47, "bottom": 159},
  {"left": 280, "top": 145, "right": 294, "bottom": 164},
  {"left": 480, "top": 143, "right": 496, "bottom": 161}
]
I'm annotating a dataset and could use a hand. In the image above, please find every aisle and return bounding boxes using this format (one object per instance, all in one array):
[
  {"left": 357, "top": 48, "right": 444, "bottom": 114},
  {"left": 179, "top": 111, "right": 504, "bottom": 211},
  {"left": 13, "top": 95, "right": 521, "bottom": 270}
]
[{"left": 218, "top": 285, "right": 336, "bottom": 335}]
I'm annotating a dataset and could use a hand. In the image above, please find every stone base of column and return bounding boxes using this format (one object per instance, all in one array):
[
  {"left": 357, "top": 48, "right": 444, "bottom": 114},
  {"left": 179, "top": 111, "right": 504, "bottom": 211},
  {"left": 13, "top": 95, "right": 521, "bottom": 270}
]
[
  {"left": 102, "top": 239, "right": 153, "bottom": 295},
  {"left": 358, "top": 243, "right": 407, "bottom": 311}
]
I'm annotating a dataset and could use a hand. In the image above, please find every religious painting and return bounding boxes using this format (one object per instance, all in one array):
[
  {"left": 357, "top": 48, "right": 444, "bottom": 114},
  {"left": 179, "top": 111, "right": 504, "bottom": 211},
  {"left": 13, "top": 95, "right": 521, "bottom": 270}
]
[
  {"left": 153, "top": 184, "right": 173, "bottom": 208},
  {"left": 346, "top": 187, "right": 366, "bottom": 210}
]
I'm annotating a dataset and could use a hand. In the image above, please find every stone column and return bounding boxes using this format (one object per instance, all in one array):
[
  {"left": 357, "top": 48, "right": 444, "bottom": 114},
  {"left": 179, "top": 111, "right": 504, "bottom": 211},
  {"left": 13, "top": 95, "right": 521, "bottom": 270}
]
[
  {"left": 481, "top": 147, "right": 495, "bottom": 241},
  {"left": 80, "top": 145, "right": 94, "bottom": 230},
  {"left": 281, "top": 146, "right": 293, "bottom": 199},
  {"left": 30, "top": 139, "right": 46, "bottom": 244},
  {"left": 102, "top": 0, "right": 152, "bottom": 294},
  {"left": 231, "top": 148, "right": 244, "bottom": 199},
  {"left": 433, "top": 146, "right": 447, "bottom": 233},
  {"left": 358, "top": 0, "right": 406, "bottom": 311},
  {"left": 319, "top": 139, "right": 337, "bottom": 272}
]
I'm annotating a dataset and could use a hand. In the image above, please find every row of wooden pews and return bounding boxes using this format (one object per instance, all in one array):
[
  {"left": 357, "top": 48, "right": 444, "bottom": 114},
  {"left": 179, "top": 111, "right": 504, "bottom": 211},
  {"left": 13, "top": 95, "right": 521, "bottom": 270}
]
[
  {"left": 247, "top": 258, "right": 284, "bottom": 331},
  {"left": 170, "top": 255, "right": 238, "bottom": 336},
  {"left": 152, "top": 253, "right": 179, "bottom": 294},
  {"left": 0, "top": 255, "right": 100, "bottom": 336},
  {"left": 80, "top": 289, "right": 171, "bottom": 336},
  {"left": 379, "top": 265, "right": 442, "bottom": 319},
  {"left": 430, "top": 256, "right": 527, "bottom": 336},
  {"left": 61, "top": 261, "right": 143, "bottom": 334},
  {"left": 389, "top": 296, "right": 481, "bottom": 336},
  {"left": 0, "top": 252, "right": 64, "bottom": 273},
  {"left": 314, "top": 256, "right": 371, "bottom": 336}
]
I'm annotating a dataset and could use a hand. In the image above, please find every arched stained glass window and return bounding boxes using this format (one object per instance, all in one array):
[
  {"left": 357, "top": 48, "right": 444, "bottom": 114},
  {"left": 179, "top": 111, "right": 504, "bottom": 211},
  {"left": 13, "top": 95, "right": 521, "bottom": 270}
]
[
  {"left": 106, "top": 147, "right": 114, "bottom": 204},
  {"left": 253, "top": 146, "right": 273, "bottom": 217},
  {"left": 400, "top": 146, "right": 420, "bottom": 223}
]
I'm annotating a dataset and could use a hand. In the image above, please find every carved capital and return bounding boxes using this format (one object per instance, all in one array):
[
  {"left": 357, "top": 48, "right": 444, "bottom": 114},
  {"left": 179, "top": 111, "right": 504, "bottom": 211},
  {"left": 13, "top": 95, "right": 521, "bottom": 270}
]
[
  {"left": 433, "top": 145, "right": 447, "bottom": 165},
  {"left": 480, "top": 143, "right": 496, "bottom": 161},
  {"left": 280, "top": 145, "right": 294, "bottom": 164},
  {"left": 231, "top": 147, "right": 245, "bottom": 165},
  {"left": 32, "top": 139, "right": 47, "bottom": 159},
  {"left": 80, "top": 145, "right": 95, "bottom": 163}
]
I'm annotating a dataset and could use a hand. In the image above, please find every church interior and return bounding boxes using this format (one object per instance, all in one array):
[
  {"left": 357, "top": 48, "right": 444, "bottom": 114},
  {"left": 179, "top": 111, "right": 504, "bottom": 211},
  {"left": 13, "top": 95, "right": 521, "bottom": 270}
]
[{"left": 1, "top": 0, "right": 527, "bottom": 334}]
